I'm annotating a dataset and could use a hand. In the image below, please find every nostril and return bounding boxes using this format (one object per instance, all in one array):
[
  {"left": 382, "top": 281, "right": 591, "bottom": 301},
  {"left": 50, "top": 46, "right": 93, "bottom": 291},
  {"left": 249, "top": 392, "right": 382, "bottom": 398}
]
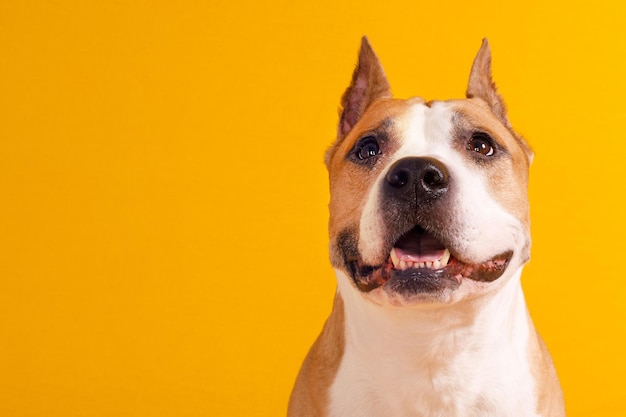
[
  {"left": 388, "top": 169, "right": 409, "bottom": 188},
  {"left": 423, "top": 169, "right": 446, "bottom": 189}
]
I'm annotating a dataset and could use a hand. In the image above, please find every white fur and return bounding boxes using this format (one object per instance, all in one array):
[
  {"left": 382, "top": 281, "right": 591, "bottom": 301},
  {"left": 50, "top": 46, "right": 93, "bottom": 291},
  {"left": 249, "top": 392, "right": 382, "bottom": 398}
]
[{"left": 330, "top": 267, "right": 539, "bottom": 417}]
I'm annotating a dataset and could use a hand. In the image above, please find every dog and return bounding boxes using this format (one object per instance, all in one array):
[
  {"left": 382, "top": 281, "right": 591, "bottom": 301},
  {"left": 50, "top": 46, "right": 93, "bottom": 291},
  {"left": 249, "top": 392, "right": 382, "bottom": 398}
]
[{"left": 287, "top": 38, "right": 565, "bottom": 417}]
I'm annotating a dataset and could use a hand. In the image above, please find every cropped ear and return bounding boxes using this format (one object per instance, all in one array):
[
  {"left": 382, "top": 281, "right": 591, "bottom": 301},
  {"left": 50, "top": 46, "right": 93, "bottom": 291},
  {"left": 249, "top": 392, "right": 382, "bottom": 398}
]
[
  {"left": 467, "top": 39, "right": 534, "bottom": 162},
  {"left": 466, "top": 39, "right": 511, "bottom": 129},
  {"left": 338, "top": 37, "right": 392, "bottom": 139}
]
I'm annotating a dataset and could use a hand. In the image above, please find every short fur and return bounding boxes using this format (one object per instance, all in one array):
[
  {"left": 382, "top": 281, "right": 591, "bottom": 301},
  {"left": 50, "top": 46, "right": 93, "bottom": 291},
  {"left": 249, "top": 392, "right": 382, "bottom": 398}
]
[{"left": 288, "top": 37, "right": 565, "bottom": 417}]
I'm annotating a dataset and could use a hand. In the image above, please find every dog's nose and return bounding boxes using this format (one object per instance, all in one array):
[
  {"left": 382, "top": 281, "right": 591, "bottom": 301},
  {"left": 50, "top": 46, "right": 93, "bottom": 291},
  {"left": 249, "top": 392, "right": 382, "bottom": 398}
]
[{"left": 385, "top": 157, "right": 449, "bottom": 199}]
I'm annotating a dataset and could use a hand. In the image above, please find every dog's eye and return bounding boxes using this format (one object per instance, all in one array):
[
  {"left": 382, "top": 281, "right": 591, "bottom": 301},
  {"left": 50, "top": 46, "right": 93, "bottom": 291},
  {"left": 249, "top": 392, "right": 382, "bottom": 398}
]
[
  {"left": 356, "top": 137, "right": 382, "bottom": 160},
  {"left": 468, "top": 133, "right": 495, "bottom": 156}
]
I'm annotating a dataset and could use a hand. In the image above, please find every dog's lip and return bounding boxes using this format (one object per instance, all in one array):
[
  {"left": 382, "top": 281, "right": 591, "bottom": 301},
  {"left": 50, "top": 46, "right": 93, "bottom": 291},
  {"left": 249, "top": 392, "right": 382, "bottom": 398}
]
[
  {"left": 349, "top": 227, "right": 513, "bottom": 293},
  {"left": 351, "top": 252, "right": 512, "bottom": 293}
]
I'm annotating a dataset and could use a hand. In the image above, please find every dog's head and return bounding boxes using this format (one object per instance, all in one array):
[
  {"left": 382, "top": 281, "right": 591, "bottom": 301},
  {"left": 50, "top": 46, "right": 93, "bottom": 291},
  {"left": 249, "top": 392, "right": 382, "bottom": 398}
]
[{"left": 327, "top": 38, "right": 533, "bottom": 306}]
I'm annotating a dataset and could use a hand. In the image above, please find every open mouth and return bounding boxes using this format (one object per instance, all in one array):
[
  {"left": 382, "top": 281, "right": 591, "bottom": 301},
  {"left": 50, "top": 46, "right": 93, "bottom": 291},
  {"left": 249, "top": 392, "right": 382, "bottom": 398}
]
[
  {"left": 390, "top": 227, "right": 451, "bottom": 271},
  {"left": 351, "top": 226, "right": 512, "bottom": 294}
]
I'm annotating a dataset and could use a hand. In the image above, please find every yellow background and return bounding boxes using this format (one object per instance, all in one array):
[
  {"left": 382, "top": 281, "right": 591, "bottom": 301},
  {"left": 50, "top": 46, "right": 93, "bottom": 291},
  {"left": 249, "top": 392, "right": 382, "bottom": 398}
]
[{"left": 1, "top": 1, "right": 625, "bottom": 416}]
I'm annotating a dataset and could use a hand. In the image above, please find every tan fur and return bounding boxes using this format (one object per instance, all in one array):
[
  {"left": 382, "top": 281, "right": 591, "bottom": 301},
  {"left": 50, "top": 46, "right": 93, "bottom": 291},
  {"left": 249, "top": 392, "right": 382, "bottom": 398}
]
[
  {"left": 288, "top": 294, "right": 345, "bottom": 417},
  {"left": 466, "top": 39, "right": 511, "bottom": 131},
  {"left": 527, "top": 314, "right": 567, "bottom": 417},
  {"left": 327, "top": 99, "right": 408, "bottom": 241},
  {"left": 335, "top": 37, "right": 392, "bottom": 141}
]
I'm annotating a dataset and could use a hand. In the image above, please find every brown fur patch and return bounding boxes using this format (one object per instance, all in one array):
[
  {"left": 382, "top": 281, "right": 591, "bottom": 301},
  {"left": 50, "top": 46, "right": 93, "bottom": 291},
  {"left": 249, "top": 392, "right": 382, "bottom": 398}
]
[
  {"left": 287, "top": 294, "right": 346, "bottom": 417},
  {"left": 336, "top": 36, "right": 391, "bottom": 143},
  {"left": 466, "top": 39, "right": 512, "bottom": 131},
  {"left": 526, "top": 314, "right": 566, "bottom": 416},
  {"left": 327, "top": 99, "right": 414, "bottom": 245}
]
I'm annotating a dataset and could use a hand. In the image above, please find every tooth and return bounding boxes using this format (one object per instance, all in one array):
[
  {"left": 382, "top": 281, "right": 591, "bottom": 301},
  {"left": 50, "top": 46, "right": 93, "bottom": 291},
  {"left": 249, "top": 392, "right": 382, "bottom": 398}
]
[
  {"left": 425, "top": 261, "right": 432, "bottom": 269},
  {"left": 440, "top": 249, "right": 451, "bottom": 267},
  {"left": 399, "top": 260, "right": 407, "bottom": 270},
  {"left": 390, "top": 249, "right": 400, "bottom": 268},
  {"left": 433, "top": 260, "right": 441, "bottom": 269}
]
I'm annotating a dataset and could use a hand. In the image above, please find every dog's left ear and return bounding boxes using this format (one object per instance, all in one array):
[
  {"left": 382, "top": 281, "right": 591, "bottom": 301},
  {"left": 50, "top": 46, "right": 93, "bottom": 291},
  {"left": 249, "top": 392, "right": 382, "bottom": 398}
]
[
  {"left": 466, "top": 39, "right": 511, "bottom": 129},
  {"left": 467, "top": 39, "right": 534, "bottom": 162}
]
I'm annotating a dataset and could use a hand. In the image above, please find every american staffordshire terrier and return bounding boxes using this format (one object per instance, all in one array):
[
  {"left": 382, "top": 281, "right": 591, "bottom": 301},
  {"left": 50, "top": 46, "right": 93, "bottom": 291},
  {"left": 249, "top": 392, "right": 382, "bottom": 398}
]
[{"left": 288, "top": 38, "right": 565, "bottom": 417}]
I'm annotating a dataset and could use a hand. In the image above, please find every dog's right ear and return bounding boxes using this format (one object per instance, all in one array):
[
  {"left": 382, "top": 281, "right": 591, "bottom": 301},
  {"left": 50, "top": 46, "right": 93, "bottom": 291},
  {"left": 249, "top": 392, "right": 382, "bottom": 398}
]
[{"left": 337, "top": 37, "right": 391, "bottom": 140}]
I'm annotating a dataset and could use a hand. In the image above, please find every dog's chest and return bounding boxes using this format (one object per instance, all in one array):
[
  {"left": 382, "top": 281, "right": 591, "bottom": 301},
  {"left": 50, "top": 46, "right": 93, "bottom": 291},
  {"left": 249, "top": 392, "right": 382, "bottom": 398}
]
[
  {"left": 329, "top": 341, "right": 539, "bottom": 417},
  {"left": 327, "top": 278, "right": 540, "bottom": 417}
]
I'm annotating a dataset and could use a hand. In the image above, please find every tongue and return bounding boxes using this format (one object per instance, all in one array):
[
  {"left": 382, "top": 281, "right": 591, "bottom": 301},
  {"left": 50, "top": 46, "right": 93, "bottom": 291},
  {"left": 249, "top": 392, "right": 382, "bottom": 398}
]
[{"left": 393, "top": 228, "right": 446, "bottom": 262}]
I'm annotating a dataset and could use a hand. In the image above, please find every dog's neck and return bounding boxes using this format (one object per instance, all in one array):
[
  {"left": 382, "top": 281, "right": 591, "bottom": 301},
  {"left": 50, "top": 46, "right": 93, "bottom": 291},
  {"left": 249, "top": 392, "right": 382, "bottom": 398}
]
[
  {"left": 332, "top": 267, "right": 537, "bottom": 416},
  {"left": 336, "top": 267, "right": 531, "bottom": 362}
]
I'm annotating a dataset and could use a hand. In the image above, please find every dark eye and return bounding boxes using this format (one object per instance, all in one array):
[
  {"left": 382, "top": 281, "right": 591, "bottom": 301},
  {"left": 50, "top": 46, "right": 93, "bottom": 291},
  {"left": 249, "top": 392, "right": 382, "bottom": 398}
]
[
  {"left": 468, "top": 133, "right": 495, "bottom": 156},
  {"left": 356, "top": 137, "right": 382, "bottom": 160}
]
